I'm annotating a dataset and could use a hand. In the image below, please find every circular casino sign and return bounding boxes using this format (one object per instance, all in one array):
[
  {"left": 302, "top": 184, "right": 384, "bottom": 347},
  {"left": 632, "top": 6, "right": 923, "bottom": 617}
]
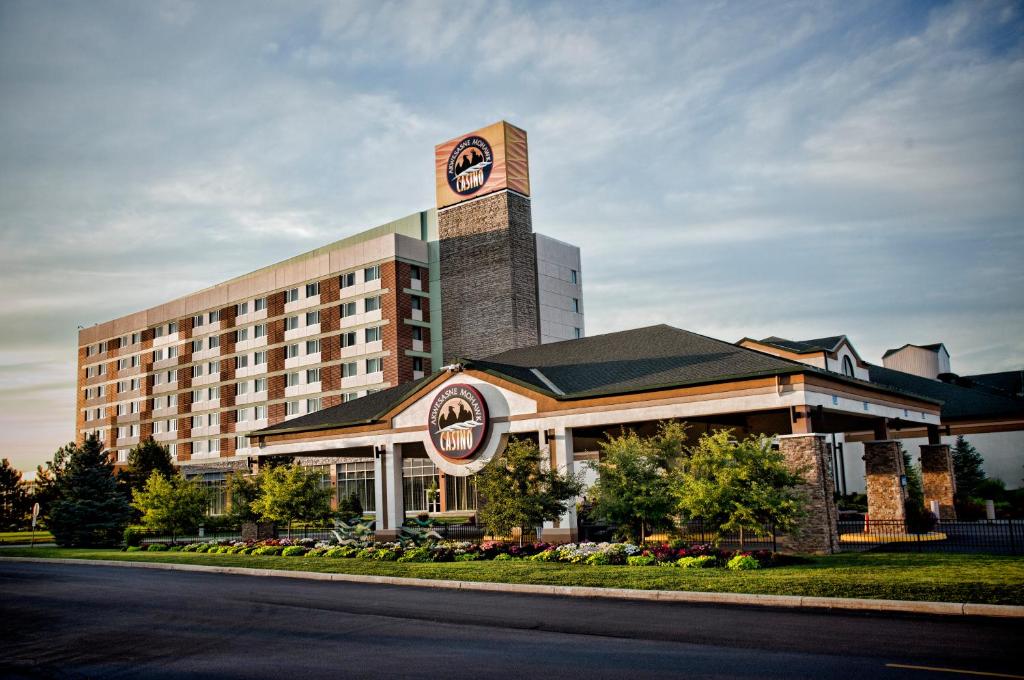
[
  {"left": 428, "top": 383, "right": 489, "bottom": 461},
  {"left": 446, "top": 136, "right": 494, "bottom": 196}
]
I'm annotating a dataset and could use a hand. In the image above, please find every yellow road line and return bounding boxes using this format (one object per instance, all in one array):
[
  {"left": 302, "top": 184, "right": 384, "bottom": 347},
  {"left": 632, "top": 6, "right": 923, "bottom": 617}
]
[{"left": 886, "top": 664, "right": 1024, "bottom": 678}]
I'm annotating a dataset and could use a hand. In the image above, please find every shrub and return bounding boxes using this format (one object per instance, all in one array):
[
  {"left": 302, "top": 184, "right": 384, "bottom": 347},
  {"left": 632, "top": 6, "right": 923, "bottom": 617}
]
[
  {"left": 253, "top": 545, "right": 284, "bottom": 556},
  {"left": 626, "top": 555, "right": 657, "bottom": 567},
  {"left": 167, "top": 545, "right": 183, "bottom": 552},
  {"left": 374, "top": 549, "right": 398, "bottom": 561},
  {"left": 124, "top": 527, "right": 143, "bottom": 548},
  {"left": 726, "top": 554, "right": 760, "bottom": 571},
  {"left": 146, "top": 543, "right": 169, "bottom": 552},
  {"left": 305, "top": 547, "right": 328, "bottom": 557},
  {"left": 397, "top": 547, "right": 432, "bottom": 563},
  {"left": 584, "top": 552, "right": 610, "bottom": 566},
  {"left": 676, "top": 555, "right": 717, "bottom": 569},
  {"left": 493, "top": 553, "right": 514, "bottom": 561},
  {"left": 125, "top": 545, "right": 144, "bottom": 552},
  {"left": 282, "top": 546, "right": 307, "bottom": 557},
  {"left": 454, "top": 552, "right": 480, "bottom": 562},
  {"left": 356, "top": 547, "right": 376, "bottom": 559}
]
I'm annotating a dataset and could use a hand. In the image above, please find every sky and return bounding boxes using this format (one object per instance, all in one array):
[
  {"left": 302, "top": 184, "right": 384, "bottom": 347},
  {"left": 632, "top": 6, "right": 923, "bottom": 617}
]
[{"left": 1, "top": 0, "right": 1022, "bottom": 474}]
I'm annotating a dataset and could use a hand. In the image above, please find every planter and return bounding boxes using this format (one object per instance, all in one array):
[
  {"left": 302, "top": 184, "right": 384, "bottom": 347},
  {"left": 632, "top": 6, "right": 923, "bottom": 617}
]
[{"left": 241, "top": 522, "right": 277, "bottom": 542}]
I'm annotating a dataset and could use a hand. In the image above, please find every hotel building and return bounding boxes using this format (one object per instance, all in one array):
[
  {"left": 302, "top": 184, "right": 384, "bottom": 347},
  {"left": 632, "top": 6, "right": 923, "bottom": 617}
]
[{"left": 75, "top": 121, "right": 584, "bottom": 469}]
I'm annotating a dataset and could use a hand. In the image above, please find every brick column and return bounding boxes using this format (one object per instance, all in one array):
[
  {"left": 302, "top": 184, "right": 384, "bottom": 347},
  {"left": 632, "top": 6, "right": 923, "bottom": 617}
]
[
  {"left": 920, "top": 444, "right": 956, "bottom": 520},
  {"left": 863, "top": 441, "right": 906, "bottom": 521},
  {"left": 777, "top": 434, "right": 839, "bottom": 554}
]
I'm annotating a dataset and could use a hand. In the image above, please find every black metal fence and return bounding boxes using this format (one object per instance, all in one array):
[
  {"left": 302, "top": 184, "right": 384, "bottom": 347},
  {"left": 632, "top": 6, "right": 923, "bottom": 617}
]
[
  {"left": 429, "top": 522, "right": 538, "bottom": 544},
  {"left": 837, "top": 519, "right": 1024, "bottom": 555},
  {"left": 579, "top": 521, "right": 777, "bottom": 550}
]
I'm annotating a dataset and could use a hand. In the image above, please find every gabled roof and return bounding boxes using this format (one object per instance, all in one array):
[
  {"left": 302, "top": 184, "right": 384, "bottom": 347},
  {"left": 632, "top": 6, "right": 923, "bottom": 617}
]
[
  {"left": 744, "top": 335, "right": 847, "bottom": 354},
  {"left": 882, "top": 342, "right": 949, "bottom": 359},
  {"left": 867, "top": 364, "right": 1024, "bottom": 420}
]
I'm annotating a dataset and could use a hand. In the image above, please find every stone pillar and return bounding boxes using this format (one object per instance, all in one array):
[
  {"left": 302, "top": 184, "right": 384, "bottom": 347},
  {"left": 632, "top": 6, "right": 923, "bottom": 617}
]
[
  {"left": 777, "top": 434, "right": 839, "bottom": 554},
  {"left": 374, "top": 443, "right": 404, "bottom": 541},
  {"left": 542, "top": 426, "right": 578, "bottom": 543},
  {"left": 920, "top": 444, "right": 956, "bottom": 520},
  {"left": 863, "top": 441, "right": 906, "bottom": 522}
]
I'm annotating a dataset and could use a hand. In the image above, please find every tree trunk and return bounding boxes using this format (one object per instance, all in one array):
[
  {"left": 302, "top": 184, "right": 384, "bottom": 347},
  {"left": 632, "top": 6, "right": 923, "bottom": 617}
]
[{"left": 739, "top": 526, "right": 745, "bottom": 551}]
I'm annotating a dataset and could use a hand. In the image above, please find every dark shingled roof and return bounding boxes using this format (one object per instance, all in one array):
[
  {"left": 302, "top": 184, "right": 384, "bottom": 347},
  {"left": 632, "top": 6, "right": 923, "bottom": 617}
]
[
  {"left": 465, "top": 325, "right": 807, "bottom": 398},
  {"left": 867, "top": 364, "right": 1024, "bottom": 420},
  {"left": 753, "top": 335, "right": 846, "bottom": 354},
  {"left": 965, "top": 370, "right": 1024, "bottom": 398},
  {"left": 254, "top": 373, "right": 436, "bottom": 436}
]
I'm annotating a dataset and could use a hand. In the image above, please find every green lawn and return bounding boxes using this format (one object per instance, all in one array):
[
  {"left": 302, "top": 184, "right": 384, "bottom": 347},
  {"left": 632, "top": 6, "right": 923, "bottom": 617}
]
[
  {"left": 0, "top": 531, "right": 54, "bottom": 545},
  {"left": 2, "top": 548, "right": 1022, "bottom": 605}
]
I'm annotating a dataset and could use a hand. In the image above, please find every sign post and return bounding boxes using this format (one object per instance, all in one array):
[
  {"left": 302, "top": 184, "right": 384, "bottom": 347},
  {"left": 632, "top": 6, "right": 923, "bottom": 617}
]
[{"left": 31, "top": 502, "right": 40, "bottom": 548}]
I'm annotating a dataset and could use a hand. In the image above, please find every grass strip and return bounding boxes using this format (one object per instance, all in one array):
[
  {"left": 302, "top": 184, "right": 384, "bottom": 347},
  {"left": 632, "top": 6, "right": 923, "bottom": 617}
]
[{"left": 3, "top": 548, "right": 1023, "bottom": 605}]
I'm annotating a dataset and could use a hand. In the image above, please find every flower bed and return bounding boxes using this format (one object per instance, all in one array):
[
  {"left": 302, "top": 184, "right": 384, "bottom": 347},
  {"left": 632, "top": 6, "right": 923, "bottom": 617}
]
[{"left": 126, "top": 537, "right": 806, "bottom": 570}]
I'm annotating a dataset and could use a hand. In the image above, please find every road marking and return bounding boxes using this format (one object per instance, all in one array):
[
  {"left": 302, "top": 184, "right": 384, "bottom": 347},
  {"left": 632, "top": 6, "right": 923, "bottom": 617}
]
[{"left": 886, "top": 664, "right": 1024, "bottom": 678}]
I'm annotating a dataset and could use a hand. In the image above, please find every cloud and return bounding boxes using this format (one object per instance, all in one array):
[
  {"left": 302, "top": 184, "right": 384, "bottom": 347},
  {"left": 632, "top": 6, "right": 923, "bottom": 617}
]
[{"left": 0, "top": 0, "right": 1022, "bottom": 471}]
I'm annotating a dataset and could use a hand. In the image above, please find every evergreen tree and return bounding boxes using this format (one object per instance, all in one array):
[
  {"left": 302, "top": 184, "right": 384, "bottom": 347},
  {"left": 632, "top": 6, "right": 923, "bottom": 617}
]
[
  {"left": 674, "top": 429, "right": 806, "bottom": 549},
  {"left": 477, "top": 437, "right": 583, "bottom": 545},
  {"left": 132, "top": 473, "right": 210, "bottom": 541},
  {"left": 48, "top": 434, "right": 132, "bottom": 547},
  {"left": 587, "top": 422, "right": 687, "bottom": 543},
  {"left": 952, "top": 435, "right": 987, "bottom": 500},
  {"left": 119, "top": 438, "right": 176, "bottom": 500},
  {"left": 0, "top": 458, "right": 29, "bottom": 529},
  {"left": 902, "top": 446, "right": 935, "bottom": 531},
  {"left": 33, "top": 442, "right": 75, "bottom": 527}
]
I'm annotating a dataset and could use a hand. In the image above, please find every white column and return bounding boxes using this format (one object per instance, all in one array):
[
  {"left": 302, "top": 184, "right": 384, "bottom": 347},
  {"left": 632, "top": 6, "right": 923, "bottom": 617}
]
[
  {"left": 542, "top": 426, "right": 578, "bottom": 539},
  {"left": 373, "top": 447, "right": 387, "bottom": 530},
  {"left": 385, "top": 443, "right": 404, "bottom": 530}
]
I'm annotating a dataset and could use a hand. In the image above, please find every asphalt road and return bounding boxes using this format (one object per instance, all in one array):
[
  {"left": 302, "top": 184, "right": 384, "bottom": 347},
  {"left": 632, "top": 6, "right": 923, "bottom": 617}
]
[{"left": 1, "top": 561, "right": 1022, "bottom": 679}]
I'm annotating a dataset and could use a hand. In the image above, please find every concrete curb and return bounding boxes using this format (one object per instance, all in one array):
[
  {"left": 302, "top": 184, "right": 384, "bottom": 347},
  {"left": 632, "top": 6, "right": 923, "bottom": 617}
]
[{"left": 2, "top": 555, "right": 1021, "bottom": 618}]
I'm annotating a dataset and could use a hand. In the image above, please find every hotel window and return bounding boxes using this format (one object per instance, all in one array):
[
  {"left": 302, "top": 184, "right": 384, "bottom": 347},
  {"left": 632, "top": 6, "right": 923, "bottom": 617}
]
[
  {"left": 305, "top": 310, "right": 320, "bottom": 326},
  {"left": 412, "top": 357, "right": 424, "bottom": 373},
  {"left": 192, "top": 389, "right": 203, "bottom": 403},
  {"left": 342, "top": 362, "right": 358, "bottom": 378},
  {"left": 132, "top": 332, "right": 142, "bottom": 345},
  {"left": 236, "top": 327, "right": 248, "bottom": 342},
  {"left": 411, "top": 296, "right": 422, "bottom": 312},
  {"left": 117, "top": 358, "right": 128, "bottom": 371},
  {"left": 254, "top": 351, "right": 266, "bottom": 365},
  {"left": 209, "top": 439, "right": 220, "bottom": 453},
  {"left": 117, "top": 403, "right": 127, "bottom": 416},
  {"left": 337, "top": 461, "right": 375, "bottom": 511},
  {"left": 237, "top": 380, "right": 249, "bottom": 395},
  {"left": 236, "top": 355, "right": 248, "bottom": 369},
  {"left": 571, "top": 298, "right": 580, "bottom": 313},
  {"left": 402, "top": 459, "right": 439, "bottom": 513},
  {"left": 192, "top": 415, "right": 204, "bottom": 429},
  {"left": 208, "top": 412, "right": 220, "bottom": 427},
  {"left": 446, "top": 475, "right": 478, "bottom": 512},
  {"left": 285, "top": 401, "right": 300, "bottom": 416},
  {"left": 168, "top": 443, "right": 177, "bottom": 456},
  {"left": 117, "top": 426, "right": 127, "bottom": 439},
  {"left": 306, "top": 339, "right": 321, "bottom": 354},
  {"left": 167, "top": 419, "right": 177, "bottom": 432},
  {"left": 153, "top": 420, "right": 162, "bottom": 434},
  {"left": 193, "top": 314, "right": 204, "bottom": 328},
  {"left": 254, "top": 323, "right": 267, "bottom": 338},
  {"left": 842, "top": 356, "right": 855, "bottom": 377},
  {"left": 131, "top": 354, "right": 140, "bottom": 368},
  {"left": 208, "top": 335, "right": 219, "bottom": 350},
  {"left": 306, "top": 368, "right": 321, "bottom": 384},
  {"left": 286, "top": 344, "right": 299, "bottom": 359},
  {"left": 410, "top": 265, "right": 421, "bottom": 282},
  {"left": 254, "top": 378, "right": 267, "bottom": 392},
  {"left": 411, "top": 326, "right": 423, "bottom": 342},
  {"left": 117, "top": 380, "right": 128, "bottom": 393},
  {"left": 168, "top": 322, "right": 178, "bottom": 334},
  {"left": 193, "top": 364, "right": 204, "bottom": 378},
  {"left": 343, "top": 392, "right": 358, "bottom": 402},
  {"left": 153, "top": 325, "right": 165, "bottom": 339},
  {"left": 364, "top": 296, "right": 381, "bottom": 312},
  {"left": 570, "top": 269, "right": 578, "bottom": 284},
  {"left": 306, "top": 397, "right": 321, "bottom": 413},
  {"left": 98, "top": 364, "right": 106, "bottom": 375},
  {"left": 574, "top": 327, "right": 582, "bottom": 339},
  {"left": 287, "top": 372, "right": 300, "bottom": 387},
  {"left": 341, "top": 301, "right": 357, "bottom": 318},
  {"left": 340, "top": 271, "right": 355, "bottom": 289},
  {"left": 235, "top": 435, "right": 248, "bottom": 450},
  {"left": 340, "top": 331, "right": 357, "bottom": 348},
  {"left": 254, "top": 297, "right": 266, "bottom": 312},
  {"left": 130, "top": 424, "right": 139, "bottom": 437},
  {"left": 365, "top": 265, "right": 380, "bottom": 282},
  {"left": 168, "top": 394, "right": 178, "bottom": 407},
  {"left": 305, "top": 282, "right": 319, "bottom": 297},
  {"left": 120, "top": 335, "right": 129, "bottom": 348},
  {"left": 129, "top": 400, "right": 139, "bottom": 414},
  {"left": 366, "top": 358, "right": 382, "bottom": 374},
  {"left": 254, "top": 405, "right": 267, "bottom": 419},
  {"left": 208, "top": 360, "right": 220, "bottom": 374},
  {"left": 99, "top": 385, "right": 106, "bottom": 398},
  {"left": 236, "top": 301, "right": 248, "bottom": 316},
  {"left": 285, "top": 316, "right": 299, "bottom": 331},
  {"left": 285, "top": 288, "right": 299, "bottom": 303},
  {"left": 208, "top": 310, "right": 220, "bottom": 323},
  {"left": 153, "top": 348, "right": 165, "bottom": 362},
  {"left": 365, "top": 326, "right": 381, "bottom": 343},
  {"left": 236, "top": 408, "right": 248, "bottom": 422},
  {"left": 168, "top": 345, "right": 178, "bottom": 359},
  {"left": 192, "top": 339, "right": 203, "bottom": 353},
  {"left": 166, "top": 369, "right": 177, "bottom": 383},
  {"left": 208, "top": 386, "right": 220, "bottom": 400}
]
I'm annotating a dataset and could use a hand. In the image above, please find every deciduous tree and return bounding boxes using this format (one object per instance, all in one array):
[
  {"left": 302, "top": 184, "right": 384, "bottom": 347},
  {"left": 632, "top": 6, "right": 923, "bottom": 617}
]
[
  {"left": 250, "top": 464, "right": 332, "bottom": 536},
  {"left": 132, "top": 472, "right": 210, "bottom": 541}
]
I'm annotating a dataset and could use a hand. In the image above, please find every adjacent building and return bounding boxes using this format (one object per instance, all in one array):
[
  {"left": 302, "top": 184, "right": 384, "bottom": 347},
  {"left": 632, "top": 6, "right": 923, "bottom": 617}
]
[{"left": 75, "top": 121, "right": 584, "bottom": 469}]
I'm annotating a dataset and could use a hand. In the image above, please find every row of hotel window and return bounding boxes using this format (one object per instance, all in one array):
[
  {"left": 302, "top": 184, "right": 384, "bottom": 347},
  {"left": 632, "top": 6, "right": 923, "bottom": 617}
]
[
  {"left": 86, "top": 323, "right": 395, "bottom": 381},
  {"left": 82, "top": 263, "right": 423, "bottom": 356},
  {"left": 109, "top": 397, "right": 325, "bottom": 439},
  {"left": 82, "top": 357, "right": 387, "bottom": 404},
  {"left": 84, "top": 300, "right": 395, "bottom": 375}
]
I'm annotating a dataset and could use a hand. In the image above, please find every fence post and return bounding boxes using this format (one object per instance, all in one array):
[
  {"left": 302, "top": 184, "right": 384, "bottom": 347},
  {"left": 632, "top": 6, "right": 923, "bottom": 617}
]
[{"left": 1009, "top": 521, "right": 1018, "bottom": 556}]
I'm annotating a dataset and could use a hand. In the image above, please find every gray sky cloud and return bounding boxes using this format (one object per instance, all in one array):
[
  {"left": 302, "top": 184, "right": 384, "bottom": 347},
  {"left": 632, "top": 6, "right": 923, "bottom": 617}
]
[{"left": 1, "top": 0, "right": 1022, "bottom": 472}]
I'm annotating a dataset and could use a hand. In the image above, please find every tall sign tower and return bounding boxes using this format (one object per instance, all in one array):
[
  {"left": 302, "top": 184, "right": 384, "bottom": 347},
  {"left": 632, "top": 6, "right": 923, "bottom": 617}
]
[{"left": 435, "top": 121, "right": 540, "bottom": 363}]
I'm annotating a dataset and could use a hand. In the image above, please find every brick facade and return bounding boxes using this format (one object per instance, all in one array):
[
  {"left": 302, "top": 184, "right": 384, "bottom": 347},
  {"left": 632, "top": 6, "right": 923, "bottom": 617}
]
[
  {"left": 863, "top": 440, "right": 907, "bottom": 521},
  {"left": 920, "top": 444, "right": 956, "bottom": 520},
  {"left": 778, "top": 434, "right": 840, "bottom": 554}
]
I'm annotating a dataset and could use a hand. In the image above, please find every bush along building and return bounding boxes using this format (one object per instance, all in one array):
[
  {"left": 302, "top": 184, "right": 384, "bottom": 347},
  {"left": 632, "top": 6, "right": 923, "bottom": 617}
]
[{"left": 75, "top": 121, "right": 584, "bottom": 481}]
